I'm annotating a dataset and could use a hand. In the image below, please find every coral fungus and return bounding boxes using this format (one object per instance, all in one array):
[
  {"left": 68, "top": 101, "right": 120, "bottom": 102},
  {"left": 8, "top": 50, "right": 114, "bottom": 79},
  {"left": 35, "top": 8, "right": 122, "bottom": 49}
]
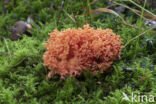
[{"left": 43, "top": 25, "right": 123, "bottom": 79}]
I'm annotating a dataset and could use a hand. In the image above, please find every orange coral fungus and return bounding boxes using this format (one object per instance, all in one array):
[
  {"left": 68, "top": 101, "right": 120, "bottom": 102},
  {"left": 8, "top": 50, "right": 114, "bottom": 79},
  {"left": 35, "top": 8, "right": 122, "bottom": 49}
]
[{"left": 43, "top": 24, "right": 123, "bottom": 79}]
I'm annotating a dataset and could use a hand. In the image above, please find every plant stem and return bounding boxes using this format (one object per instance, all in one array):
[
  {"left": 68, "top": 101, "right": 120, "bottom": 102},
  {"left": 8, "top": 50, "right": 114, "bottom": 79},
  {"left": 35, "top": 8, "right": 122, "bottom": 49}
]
[
  {"left": 129, "top": 0, "right": 155, "bottom": 17},
  {"left": 87, "top": 0, "right": 93, "bottom": 24},
  {"left": 124, "top": 27, "right": 155, "bottom": 47}
]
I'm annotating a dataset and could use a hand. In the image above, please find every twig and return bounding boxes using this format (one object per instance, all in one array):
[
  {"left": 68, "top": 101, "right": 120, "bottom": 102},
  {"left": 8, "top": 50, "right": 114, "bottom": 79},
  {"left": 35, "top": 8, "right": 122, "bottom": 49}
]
[{"left": 124, "top": 27, "right": 155, "bottom": 47}]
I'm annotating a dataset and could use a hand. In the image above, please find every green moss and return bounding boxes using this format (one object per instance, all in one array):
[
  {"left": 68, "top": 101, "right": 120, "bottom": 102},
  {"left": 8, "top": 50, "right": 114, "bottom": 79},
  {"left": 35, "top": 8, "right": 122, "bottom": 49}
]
[{"left": 0, "top": 0, "right": 155, "bottom": 103}]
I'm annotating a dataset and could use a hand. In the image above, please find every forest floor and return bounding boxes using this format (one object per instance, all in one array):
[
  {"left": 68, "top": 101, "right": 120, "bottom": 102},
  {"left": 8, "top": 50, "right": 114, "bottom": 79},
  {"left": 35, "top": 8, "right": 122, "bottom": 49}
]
[{"left": 0, "top": 0, "right": 156, "bottom": 104}]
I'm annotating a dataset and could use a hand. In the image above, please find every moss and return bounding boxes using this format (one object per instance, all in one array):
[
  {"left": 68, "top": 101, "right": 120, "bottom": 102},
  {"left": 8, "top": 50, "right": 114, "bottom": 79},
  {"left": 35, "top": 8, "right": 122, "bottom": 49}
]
[{"left": 0, "top": 0, "right": 156, "bottom": 103}]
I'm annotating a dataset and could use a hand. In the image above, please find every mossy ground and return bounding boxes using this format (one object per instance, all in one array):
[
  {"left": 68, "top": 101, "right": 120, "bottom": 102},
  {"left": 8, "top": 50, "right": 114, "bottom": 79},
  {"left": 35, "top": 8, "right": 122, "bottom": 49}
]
[{"left": 0, "top": 0, "right": 156, "bottom": 104}]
